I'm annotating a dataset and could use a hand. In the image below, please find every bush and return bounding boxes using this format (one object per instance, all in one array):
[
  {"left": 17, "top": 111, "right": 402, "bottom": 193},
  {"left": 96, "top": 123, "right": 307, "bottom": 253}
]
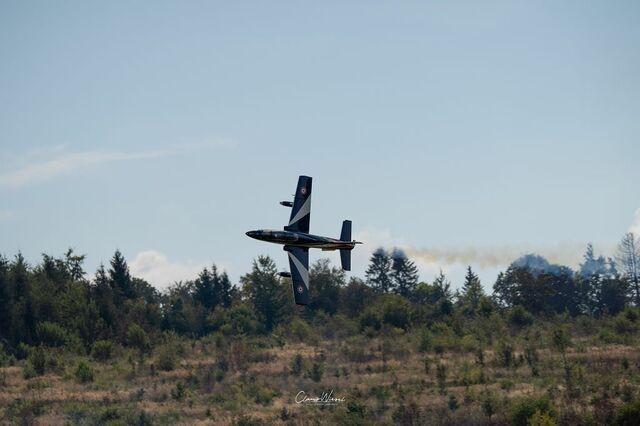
[
  {"left": 341, "top": 336, "right": 372, "bottom": 363},
  {"left": 613, "top": 315, "right": 637, "bottom": 335},
  {"left": 253, "top": 387, "right": 276, "bottom": 405},
  {"left": 510, "top": 395, "right": 555, "bottom": 426},
  {"left": 286, "top": 318, "right": 315, "bottom": 343},
  {"left": 291, "top": 353, "right": 304, "bottom": 376},
  {"left": 156, "top": 345, "right": 178, "bottom": 371},
  {"left": 418, "top": 329, "right": 432, "bottom": 353},
  {"left": 171, "top": 382, "right": 186, "bottom": 400},
  {"left": 334, "top": 401, "right": 368, "bottom": 426},
  {"left": 482, "top": 393, "right": 497, "bottom": 418},
  {"left": 436, "top": 363, "right": 446, "bottom": 395},
  {"left": 232, "top": 415, "right": 266, "bottom": 426},
  {"left": 308, "top": 361, "right": 324, "bottom": 383},
  {"left": 622, "top": 306, "right": 639, "bottom": 322},
  {"left": 91, "top": 340, "right": 114, "bottom": 361},
  {"left": 381, "top": 296, "right": 411, "bottom": 330},
  {"left": 551, "top": 326, "right": 571, "bottom": 354},
  {"left": 5, "top": 399, "right": 44, "bottom": 423},
  {"left": 36, "top": 321, "right": 71, "bottom": 347},
  {"left": 75, "top": 360, "right": 94, "bottom": 383},
  {"left": 508, "top": 306, "right": 534, "bottom": 327},
  {"left": 448, "top": 394, "right": 459, "bottom": 411},
  {"left": 529, "top": 409, "right": 556, "bottom": 426},
  {"left": 612, "top": 398, "right": 640, "bottom": 426},
  {"left": 359, "top": 308, "right": 381, "bottom": 331},
  {"left": 207, "top": 304, "right": 259, "bottom": 335},
  {"left": 497, "top": 339, "right": 515, "bottom": 368},
  {"left": 127, "top": 325, "right": 151, "bottom": 353},
  {"left": 22, "top": 362, "right": 37, "bottom": 380},
  {"left": 16, "top": 343, "right": 31, "bottom": 360},
  {"left": 392, "top": 401, "right": 422, "bottom": 425},
  {"left": 26, "top": 346, "right": 47, "bottom": 377}
]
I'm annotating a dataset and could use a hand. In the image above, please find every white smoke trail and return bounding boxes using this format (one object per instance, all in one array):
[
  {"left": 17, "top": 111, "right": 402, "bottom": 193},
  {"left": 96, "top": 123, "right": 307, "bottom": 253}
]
[{"left": 404, "top": 242, "right": 609, "bottom": 269}]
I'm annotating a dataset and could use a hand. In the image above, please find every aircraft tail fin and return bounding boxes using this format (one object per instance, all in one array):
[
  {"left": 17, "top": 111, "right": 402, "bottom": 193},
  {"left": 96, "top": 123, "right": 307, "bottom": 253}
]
[
  {"left": 340, "top": 220, "right": 352, "bottom": 271},
  {"left": 340, "top": 220, "right": 352, "bottom": 242}
]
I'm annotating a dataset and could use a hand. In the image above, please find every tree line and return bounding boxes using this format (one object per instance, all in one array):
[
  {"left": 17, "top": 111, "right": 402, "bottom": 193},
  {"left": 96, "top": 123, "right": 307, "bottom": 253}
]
[{"left": 0, "top": 232, "right": 637, "bottom": 354}]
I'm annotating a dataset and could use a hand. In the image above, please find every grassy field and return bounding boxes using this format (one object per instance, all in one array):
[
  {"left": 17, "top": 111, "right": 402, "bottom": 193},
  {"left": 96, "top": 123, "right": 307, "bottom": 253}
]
[{"left": 1, "top": 312, "right": 640, "bottom": 425}]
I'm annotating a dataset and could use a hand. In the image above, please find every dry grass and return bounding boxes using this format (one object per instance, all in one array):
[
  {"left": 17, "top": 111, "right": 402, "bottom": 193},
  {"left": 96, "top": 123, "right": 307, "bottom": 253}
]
[{"left": 0, "top": 332, "right": 639, "bottom": 425}]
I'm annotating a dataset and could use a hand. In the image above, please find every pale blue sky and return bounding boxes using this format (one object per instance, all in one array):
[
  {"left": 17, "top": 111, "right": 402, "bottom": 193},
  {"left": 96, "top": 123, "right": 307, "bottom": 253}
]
[{"left": 1, "top": 1, "right": 638, "bottom": 289}]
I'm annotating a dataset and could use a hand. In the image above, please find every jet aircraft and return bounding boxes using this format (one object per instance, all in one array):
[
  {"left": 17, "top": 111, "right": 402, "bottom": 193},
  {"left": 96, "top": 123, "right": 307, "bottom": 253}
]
[{"left": 246, "top": 175, "right": 362, "bottom": 305}]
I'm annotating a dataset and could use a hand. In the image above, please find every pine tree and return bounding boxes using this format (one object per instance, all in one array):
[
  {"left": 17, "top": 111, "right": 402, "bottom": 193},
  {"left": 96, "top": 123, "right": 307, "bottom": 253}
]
[
  {"left": 217, "top": 271, "right": 234, "bottom": 308},
  {"left": 391, "top": 249, "right": 419, "bottom": 298},
  {"left": 365, "top": 248, "right": 393, "bottom": 293},
  {"left": 616, "top": 233, "right": 640, "bottom": 305},
  {"left": 580, "top": 244, "right": 623, "bottom": 315},
  {"left": 64, "top": 248, "right": 86, "bottom": 281},
  {"left": 433, "top": 270, "right": 452, "bottom": 301},
  {"left": 10, "top": 253, "right": 35, "bottom": 344},
  {"left": 193, "top": 267, "right": 215, "bottom": 310},
  {"left": 109, "top": 250, "right": 133, "bottom": 301},
  {"left": 0, "top": 255, "right": 11, "bottom": 342},
  {"left": 580, "top": 243, "right": 610, "bottom": 278},
  {"left": 460, "top": 266, "right": 484, "bottom": 311},
  {"left": 93, "top": 263, "right": 116, "bottom": 333}
]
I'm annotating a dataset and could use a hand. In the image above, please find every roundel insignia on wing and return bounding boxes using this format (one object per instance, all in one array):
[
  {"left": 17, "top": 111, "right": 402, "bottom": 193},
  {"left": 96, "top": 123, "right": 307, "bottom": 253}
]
[
  {"left": 297, "top": 285, "right": 304, "bottom": 294},
  {"left": 300, "top": 187, "right": 307, "bottom": 195}
]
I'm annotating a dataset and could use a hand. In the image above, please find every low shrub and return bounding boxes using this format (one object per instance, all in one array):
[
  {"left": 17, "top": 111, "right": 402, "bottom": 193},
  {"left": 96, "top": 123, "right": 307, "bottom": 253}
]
[
  {"left": 286, "top": 318, "right": 315, "bottom": 343},
  {"left": 612, "top": 398, "right": 640, "bottom": 426},
  {"left": 508, "top": 306, "right": 534, "bottom": 327},
  {"left": 36, "top": 321, "right": 71, "bottom": 347},
  {"left": 127, "top": 324, "right": 151, "bottom": 354},
  {"left": 359, "top": 308, "right": 382, "bottom": 331},
  {"left": 308, "top": 360, "right": 324, "bottom": 382},
  {"left": 392, "top": 401, "right": 423, "bottom": 425},
  {"left": 75, "top": 360, "right": 94, "bottom": 383},
  {"left": 253, "top": 387, "right": 276, "bottom": 405},
  {"left": 510, "top": 395, "right": 555, "bottom": 426},
  {"left": 291, "top": 353, "right": 304, "bottom": 376},
  {"left": 91, "top": 340, "right": 114, "bottom": 361},
  {"left": 156, "top": 344, "right": 178, "bottom": 371},
  {"left": 417, "top": 329, "right": 432, "bottom": 353},
  {"left": 24, "top": 346, "right": 47, "bottom": 378}
]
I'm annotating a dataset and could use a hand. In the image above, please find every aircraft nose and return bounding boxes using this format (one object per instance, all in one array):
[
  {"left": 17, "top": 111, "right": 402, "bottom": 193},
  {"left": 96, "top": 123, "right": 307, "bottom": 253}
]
[{"left": 246, "top": 230, "right": 257, "bottom": 238}]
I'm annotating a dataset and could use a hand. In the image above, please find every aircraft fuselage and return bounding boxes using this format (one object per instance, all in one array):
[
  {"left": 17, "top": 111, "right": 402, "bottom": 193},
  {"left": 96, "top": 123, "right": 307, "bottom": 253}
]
[{"left": 246, "top": 229, "right": 357, "bottom": 251}]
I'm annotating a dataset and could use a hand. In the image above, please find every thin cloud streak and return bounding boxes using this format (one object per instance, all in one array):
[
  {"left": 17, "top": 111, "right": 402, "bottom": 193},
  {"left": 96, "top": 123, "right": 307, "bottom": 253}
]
[
  {"left": 0, "top": 149, "right": 168, "bottom": 189},
  {"left": 0, "top": 138, "right": 237, "bottom": 189},
  {"left": 0, "top": 139, "right": 238, "bottom": 189}
]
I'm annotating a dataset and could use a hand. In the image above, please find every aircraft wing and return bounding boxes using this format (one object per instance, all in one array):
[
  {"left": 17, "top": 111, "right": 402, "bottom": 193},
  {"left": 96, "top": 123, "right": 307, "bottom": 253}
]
[
  {"left": 284, "top": 245, "right": 309, "bottom": 305},
  {"left": 284, "top": 175, "right": 312, "bottom": 233}
]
